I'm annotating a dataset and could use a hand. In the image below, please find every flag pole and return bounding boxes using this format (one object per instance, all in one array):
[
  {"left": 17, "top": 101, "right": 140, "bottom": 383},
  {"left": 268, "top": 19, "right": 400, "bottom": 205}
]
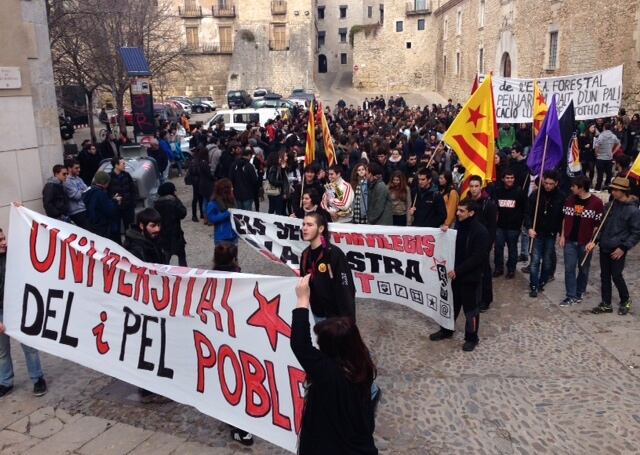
[
  {"left": 528, "top": 134, "right": 549, "bottom": 255},
  {"left": 579, "top": 167, "right": 632, "bottom": 266}
]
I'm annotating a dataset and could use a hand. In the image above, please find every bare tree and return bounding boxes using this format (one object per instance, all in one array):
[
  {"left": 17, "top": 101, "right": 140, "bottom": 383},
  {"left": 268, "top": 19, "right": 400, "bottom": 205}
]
[{"left": 48, "top": 0, "right": 189, "bottom": 138}]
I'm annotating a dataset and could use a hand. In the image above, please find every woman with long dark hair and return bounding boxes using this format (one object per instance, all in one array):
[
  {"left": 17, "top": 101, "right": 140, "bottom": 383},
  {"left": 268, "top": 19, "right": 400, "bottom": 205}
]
[
  {"left": 387, "top": 171, "right": 411, "bottom": 226},
  {"left": 438, "top": 170, "right": 459, "bottom": 227},
  {"left": 291, "top": 188, "right": 331, "bottom": 221},
  {"left": 291, "top": 274, "right": 378, "bottom": 454},
  {"left": 206, "top": 178, "right": 237, "bottom": 246}
]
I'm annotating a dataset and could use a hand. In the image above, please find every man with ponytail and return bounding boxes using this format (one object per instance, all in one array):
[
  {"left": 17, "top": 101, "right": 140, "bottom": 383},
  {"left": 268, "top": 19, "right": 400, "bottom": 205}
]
[{"left": 299, "top": 212, "right": 356, "bottom": 321}]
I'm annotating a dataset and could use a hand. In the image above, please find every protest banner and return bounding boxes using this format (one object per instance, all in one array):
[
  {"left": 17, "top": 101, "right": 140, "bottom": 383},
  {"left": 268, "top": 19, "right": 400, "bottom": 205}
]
[
  {"left": 3, "top": 205, "right": 307, "bottom": 452},
  {"left": 482, "top": 65, "right": 623, "bottom": 123},
  {"left": 231, "top": 210, "right": 456, "bottom": 330}
]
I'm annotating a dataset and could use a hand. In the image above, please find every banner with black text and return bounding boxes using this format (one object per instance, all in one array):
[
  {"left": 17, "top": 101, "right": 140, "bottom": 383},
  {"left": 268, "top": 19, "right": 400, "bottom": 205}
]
[
  {"left": 4, "top": 206, "right": 308, "bottom": 452},
  {"left": 231, "top": 210, "right": 456, "bottom": 330},
  {"left": 482, "top": 65, "right": 623, "bottom": 123}
]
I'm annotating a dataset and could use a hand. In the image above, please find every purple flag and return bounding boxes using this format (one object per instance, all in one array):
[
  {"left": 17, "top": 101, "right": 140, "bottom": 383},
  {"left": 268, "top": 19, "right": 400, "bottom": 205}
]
[{"left": 527, "top": 94, "right": 564, "bottom": 176}]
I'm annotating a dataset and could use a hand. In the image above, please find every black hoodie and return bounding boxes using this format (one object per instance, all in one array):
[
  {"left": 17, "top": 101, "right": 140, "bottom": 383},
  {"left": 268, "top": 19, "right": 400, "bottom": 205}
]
[
  {"left": 494, "top": 184, "right": 527, "bottom": 230},
  {"left": 124, "top": 228, "right": 166, "bottom": 264}
]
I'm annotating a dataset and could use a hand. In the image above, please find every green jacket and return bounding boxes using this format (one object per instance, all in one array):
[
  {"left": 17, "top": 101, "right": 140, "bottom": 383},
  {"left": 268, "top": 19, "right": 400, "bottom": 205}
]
[
  {"left": 497, "top": 126, "right": 516, "bottom": 150},
  {"left": 367, "top": 179, "right": 393, "bottom": 225}
]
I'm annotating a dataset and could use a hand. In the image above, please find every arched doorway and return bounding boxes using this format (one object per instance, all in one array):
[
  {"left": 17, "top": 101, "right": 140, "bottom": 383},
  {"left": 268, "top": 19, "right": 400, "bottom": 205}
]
[
  {"left": 501, "top": 52, "right": 511, "bottom": 77},
  {"left": 318, "top": 54, "right": 327, "bottom": 73}
]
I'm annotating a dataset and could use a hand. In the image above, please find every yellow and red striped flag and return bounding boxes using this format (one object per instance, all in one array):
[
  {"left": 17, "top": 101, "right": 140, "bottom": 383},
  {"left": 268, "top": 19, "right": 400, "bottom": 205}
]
[
  {"left": 628, "top": 154, "right": 640, "bottom": 180},
  {"left": 320, "top": 108, "right": 336, "bottom": 166},
  {"left": 443, "top": 74, "right": 497, "bottom": 185},
  {"left": 532, "top": 81, "right": 548, "bottom": 137},
  {"left": 567, "top": 133, "right": 582, "bottom": 175},
  {"left": 305, "top": 103, "right": 315, "bottom": 165}
]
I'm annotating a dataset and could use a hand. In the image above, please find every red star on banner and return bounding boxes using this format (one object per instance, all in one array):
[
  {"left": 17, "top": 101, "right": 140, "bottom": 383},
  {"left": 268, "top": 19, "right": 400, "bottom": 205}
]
[
  {"left": 536, "top": 93, "right": 546, "bottom": 105},
  {"left": 466, "top": 106, "right": 485, "bottom": 128},
  {"left": 246, "top": 284, "right": 291, "bottom": 351}
]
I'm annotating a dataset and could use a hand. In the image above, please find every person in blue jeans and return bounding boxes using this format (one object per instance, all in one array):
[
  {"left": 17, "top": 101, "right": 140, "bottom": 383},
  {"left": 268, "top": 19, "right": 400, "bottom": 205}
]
[
  {"left": 493, "top": 171, "right": 527, "bottom": 278},
  {"left": 0, "top": 228, "right": 47, "bottom": 398},
  {"left": 524, "top": 171, "right": 565, "bottom": 297},
  {"left": 207, "top": 178, "right": 238, "bottom": 247},
  {"left": 559, "top": 176, "right": 604, "bottom": 306}
]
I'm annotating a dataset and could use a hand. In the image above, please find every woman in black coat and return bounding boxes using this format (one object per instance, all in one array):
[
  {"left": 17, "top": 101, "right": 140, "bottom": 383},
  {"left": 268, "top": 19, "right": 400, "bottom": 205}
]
[
  {"left": 290, "top": 276, "right": 378, "bottom": 455},
  {"left": 153, "top": 182, "right": 187, "bottom": 266}
]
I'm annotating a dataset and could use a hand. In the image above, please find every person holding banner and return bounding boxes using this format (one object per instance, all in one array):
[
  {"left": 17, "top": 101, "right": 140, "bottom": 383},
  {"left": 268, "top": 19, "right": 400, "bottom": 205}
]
[
  {"left": 291, "top": 188, "right": 331, "bottom": 222},
  {"left": 409, "top": 168, "right": 447, "bottom": 228},
  {"left": 431, "top": 200, "right": 490, "bottom": 352},
  {"left": 0, "top": 228, "right": 47, "bottom": 398},
  {"left": 291, "top": 275, "right": 378, "bottom": 454},
  {"left": 300, "top": 213, "right": 356, "bottom": 321},
  {"left": 589, "top": 178, "right": 640, "bottom": 316}
]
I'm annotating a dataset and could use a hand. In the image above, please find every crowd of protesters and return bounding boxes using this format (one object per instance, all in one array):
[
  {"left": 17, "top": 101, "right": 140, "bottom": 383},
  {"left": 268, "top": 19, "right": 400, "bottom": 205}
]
[{"left": 3, "top": 95, "right": 640, "bottom": 453}]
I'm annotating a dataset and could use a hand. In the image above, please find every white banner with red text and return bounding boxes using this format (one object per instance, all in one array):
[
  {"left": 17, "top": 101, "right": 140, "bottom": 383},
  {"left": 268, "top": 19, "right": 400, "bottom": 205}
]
[
  {"left": 481, "top": 65, "right": 623, "bottom": 123},
  {"left": 230, "top": 209, "right": 456, "bottom": 330},
  {"left": 3, "top": 206, "right": 308, "bottom": 452}
]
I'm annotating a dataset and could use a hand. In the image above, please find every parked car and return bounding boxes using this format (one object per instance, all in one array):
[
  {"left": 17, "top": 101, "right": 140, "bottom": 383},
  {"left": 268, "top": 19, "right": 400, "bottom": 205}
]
[
  {"left": 288, "top": 88, "right": 315, "bottom": 107},
  {"left": 167, "top": 97, "right": 192, "bottom": 115},
  {"left": 190, "top": 96, "right": 217, "bottom": 112},
  {"left": 227, "top": 90, "right": 252, "bottom": 108},
  {"left": 252, "top": 88, "right": 273, "bottom": 100},
  {"left": 251, "top": 96, "right": 294, "bottom": 111}
]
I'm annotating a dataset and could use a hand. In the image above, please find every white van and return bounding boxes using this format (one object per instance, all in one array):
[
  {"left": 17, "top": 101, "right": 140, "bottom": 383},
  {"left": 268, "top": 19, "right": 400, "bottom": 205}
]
[{"left": 203, "top": 108, "right": 285, "bottom": 130}]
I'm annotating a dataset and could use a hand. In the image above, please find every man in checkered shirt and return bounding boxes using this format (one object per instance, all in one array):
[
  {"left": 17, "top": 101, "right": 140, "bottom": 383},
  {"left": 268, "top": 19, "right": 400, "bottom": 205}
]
[{"left": 558, "top": 176, "right": 604, "bottom": 306}]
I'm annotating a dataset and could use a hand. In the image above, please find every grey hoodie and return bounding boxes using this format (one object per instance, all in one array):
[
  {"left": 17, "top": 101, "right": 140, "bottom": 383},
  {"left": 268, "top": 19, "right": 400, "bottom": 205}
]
[
  {"left": 64, "top": 175, "right": 88, "bottom": 215},
  {"left": 598, "top": 196, "right": 640, "bottom": 252}
]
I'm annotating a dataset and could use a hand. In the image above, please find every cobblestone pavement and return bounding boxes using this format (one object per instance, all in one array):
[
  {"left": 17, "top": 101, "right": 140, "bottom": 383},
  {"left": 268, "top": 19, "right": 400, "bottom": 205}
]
[{"left": 2, "top": 177, "right": 639, "bottom": 454}]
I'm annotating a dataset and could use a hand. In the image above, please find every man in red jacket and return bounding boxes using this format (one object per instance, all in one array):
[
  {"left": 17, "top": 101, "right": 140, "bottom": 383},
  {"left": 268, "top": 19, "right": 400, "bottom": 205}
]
[{"left": 559, "top": 176, "right": 603, "bottom": 306}]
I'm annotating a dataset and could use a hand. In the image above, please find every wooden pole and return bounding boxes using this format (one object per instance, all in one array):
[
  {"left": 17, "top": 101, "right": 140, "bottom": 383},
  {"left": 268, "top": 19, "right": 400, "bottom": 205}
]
[
  {"left": 579, "top": 168, "right": 631, "bottom": 266},
  {"left": 528, "top": 134, "right": 549, "bottom": 255}
]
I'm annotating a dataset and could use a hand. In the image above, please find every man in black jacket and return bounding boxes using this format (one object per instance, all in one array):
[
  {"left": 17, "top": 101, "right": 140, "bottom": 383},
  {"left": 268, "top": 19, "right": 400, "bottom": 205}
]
[
  {"left": 430, "top": 200, "right": 490, "bottom": 352},
  {"left": 409, "top": 168, "right": 447, "bottom": 228},
  {"left": 77, "top": 143, "right": 102, "bottom": 186},
  {"left": 124, "top": 208, "right": 165, "bottom": 266},
  {"left": 524, "top": 170, "right": 565, "bottom": 297},
  {"left": 108, "top": 157, "right": 138, "bottom": 243},
  {"left": 589, "top": 177, "right": 640, "bottom": 316},
  {"left": 153, "top": 182, "right": 187, "bottom": 266},
  {"left": 493, "top": 169, "right": 527, "bottom": 278},
  {"left": 228, "top": 147, "right": 258, "bottom": 211},
  {"left": 42, "top": 165, "right": 70, "bottom": 221},
  {"left": 467, "top": 175, "right": 497, "bottom": 312},
  {"left": 299, "top": 212, "right": 355, "bottom": 321}
]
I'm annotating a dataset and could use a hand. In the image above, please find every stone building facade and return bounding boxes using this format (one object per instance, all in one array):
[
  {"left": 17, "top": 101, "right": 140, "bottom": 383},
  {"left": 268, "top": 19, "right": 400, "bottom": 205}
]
[
  {"left": 354, "top": 0, "right": 640, "bottom": 111},
  {"left": 0, "top": 0, "right": 62, "bottom": 228},
  {"left": 169, "top": 0, "right": 315, "bottom": 103},
  {"left": 315, "top": 0, "right": 379, "bottom": 74}
]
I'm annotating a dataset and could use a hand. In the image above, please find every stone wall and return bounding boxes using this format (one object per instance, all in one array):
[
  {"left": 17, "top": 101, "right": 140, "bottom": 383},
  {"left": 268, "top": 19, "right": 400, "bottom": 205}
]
[
  {"left": 163, "top": 55, "right": 232, "bottom": 104},
  {"left": 352, "top": 1, "right": 437, "bottom": 93},
  {"left": 227, "top": 0, "right": 315, "bottom": 95},
  {"left": 316, "top": 0, "right": 379, "bottom": 73},
  {"left": 353, "top": 0, "right": 640, "bottom": 112},
  {"left": 0, "top": 0, "right": 62, "bottom": 227}
]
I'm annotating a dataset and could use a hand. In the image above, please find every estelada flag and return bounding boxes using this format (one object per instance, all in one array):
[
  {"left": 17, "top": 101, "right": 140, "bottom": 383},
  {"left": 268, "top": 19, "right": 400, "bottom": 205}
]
[
  {"left": 628, "top": 154, "right": 640, "bottom": 180},
  {"left": 305, "top": 103, "right": 316, "bottom": 165},
  {"left": 443, "top": 74, "right": 497, "bottom": 183},
  {"left": 533, "top": 81, "right": 548, "bottom": 137},
  {"left": 567, "top": 133, "right": 582, "bottom": 176},
  {"left": 320, "top": 108, "right": 336, "bottom": 166}
]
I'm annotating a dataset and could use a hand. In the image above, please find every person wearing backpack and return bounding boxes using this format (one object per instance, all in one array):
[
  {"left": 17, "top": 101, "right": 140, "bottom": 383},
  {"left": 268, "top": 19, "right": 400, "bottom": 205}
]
[{"left": 228, "top": 146, "right": 258, "bottom": 211}]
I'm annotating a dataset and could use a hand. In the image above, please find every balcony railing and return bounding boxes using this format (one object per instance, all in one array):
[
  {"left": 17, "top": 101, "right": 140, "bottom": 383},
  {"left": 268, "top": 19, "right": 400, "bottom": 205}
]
[
  {"left": 178, "top": 5, "right": 203, "bottom": 17},
  {"left": 212, "top": 4, "right": 236, "bottom": 17},
  {"left": 406, "top": 1, "right": 431, "bottom": 15},
  {"left": 269, "top": 39, "right": 289, "bottom": 51},
  {"left": 185, "top": 43, "right": 234, "bottom": 55},
  {"left": 271, "top": 0, "right": 287, "bottom": 15}
]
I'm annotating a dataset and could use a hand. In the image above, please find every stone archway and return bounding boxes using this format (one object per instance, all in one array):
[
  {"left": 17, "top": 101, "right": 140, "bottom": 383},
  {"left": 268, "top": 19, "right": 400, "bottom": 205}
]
[
  {"left": 500, "top": 52, "right": 512, "bottom": 77},
  {"left": 318, "top": 54, "right": 327, "bottom": 73},
  {"left": 494, "top": 30, "right": 518, "bottom": 78}
]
